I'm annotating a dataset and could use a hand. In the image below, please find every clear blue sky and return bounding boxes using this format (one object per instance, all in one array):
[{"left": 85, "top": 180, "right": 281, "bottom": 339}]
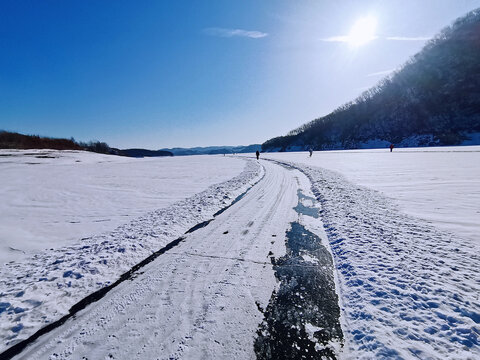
[{"left": 1, "top": 0, "right": 480, "bottom": 148}]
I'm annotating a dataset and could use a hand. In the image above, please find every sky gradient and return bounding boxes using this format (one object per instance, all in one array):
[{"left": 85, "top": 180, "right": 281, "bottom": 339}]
[{"left": 2, "top": 0, "right": 480, "bottom": 148}]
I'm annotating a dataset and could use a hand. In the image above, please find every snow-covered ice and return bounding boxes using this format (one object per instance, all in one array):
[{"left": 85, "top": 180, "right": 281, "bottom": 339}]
[
  {"left": 8, "top": 158, "right": 302, "bottom": 359},
  {"left": 262, "top": 146, "right": 480, "bottom": 245},
  {"left": 0, "top": 150, "right": 262, "bottom": 353},
  {"left": 0, "top": 150, "right": 247, "bottom": 264},
  {"left": 261, "top": 147, "right": 480, "bottom": 359},
  {"left": 1, "top": 146, "right": 479, "bottom": 359}
]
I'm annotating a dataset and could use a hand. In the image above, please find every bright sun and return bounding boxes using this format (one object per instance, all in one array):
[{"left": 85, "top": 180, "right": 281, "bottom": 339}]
[{"left": 347, "top": 16, "right": 377, "bottom": 46}]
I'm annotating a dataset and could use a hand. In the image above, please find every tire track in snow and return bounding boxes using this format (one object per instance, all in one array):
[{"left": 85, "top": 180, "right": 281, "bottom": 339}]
[
  {"left": 1, "top": 163, "right": 265, "bottom": 360},
  {"left": 0, "top": 158, "right": 263, "bottom": 354},
  {"left": 11, "top": 160, "right": 302, "bottom": 359}
]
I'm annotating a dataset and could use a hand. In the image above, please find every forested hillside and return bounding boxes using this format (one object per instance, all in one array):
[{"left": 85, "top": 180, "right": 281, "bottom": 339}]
[
  {"left": 0, "top": 131, "right": 83, "bottom": 150},
  {"left": 262, "top": 9, "right": 480, "bottom": 151},
  {"left": 0, "top": 131, "right": 173, "bottom": 157}
]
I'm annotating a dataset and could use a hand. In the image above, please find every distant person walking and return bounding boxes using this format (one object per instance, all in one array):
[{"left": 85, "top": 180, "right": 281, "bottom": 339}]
[
  {"left": 256, "top": 150, "right": 260, "bottom": 160},
  {"left": 390, "top": 144, "right": 394, "bottom": 152},
  {"left": 309, "top": 148, "right": 313, "bottom": 157}
]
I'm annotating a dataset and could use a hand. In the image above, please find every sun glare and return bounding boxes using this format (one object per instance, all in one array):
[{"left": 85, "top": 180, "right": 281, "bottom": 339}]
[{"left": 348, "top": 16, "right": 377, "bottom": 46}]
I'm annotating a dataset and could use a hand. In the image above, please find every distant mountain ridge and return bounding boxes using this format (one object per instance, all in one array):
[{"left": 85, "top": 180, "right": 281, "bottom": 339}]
[
  {"left": 262, "top": 9, "right": 480, "bottom": 152},
  {"left": 160, "top": 144, "right": 261, "bottom": 156}
]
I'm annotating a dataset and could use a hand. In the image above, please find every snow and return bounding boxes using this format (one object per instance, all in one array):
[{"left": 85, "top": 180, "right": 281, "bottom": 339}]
[
  {"left": 0, "top": 149, "right": 246, "bottom": 264},
  {"left": 0, "top": 150, "right": 262, "bottom": 353},
  {"left": 257, "top": 148, "right": 480, "bottom": 359},
  {"left": 1, "top": 146, "right": 479, "bottom": 359},
  {"left": 261, "top": 145, "right": 480, "bottom": 245},
  {"left": 10, "top": 159, "right": 300, "bottom": 360}
]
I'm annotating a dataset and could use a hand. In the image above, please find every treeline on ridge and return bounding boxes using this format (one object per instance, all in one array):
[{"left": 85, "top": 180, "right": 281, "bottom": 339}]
[{"left": 0, "top": 131, "right": 173, "bottom": 157}]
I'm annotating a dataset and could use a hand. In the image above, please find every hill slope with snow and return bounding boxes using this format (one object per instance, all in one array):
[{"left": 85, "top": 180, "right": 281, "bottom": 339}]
[{"left": 262, "top": 9, "right": 480, "bottom": 151}]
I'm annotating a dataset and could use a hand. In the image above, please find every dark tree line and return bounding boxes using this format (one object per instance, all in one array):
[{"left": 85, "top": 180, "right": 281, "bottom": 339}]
[
  {"left": 0, "top": 131, "right": 83, "bottom": 151},
  {"left": 0, "top": 131, "right": 173, "bottom": 157},
  {"left": 0, "top": 130, "right": 115, "bottom": 154}
]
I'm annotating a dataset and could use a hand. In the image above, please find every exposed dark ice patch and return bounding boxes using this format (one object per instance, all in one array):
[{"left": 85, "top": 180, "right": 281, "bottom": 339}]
[
  {"left": 255, "top": 168, "right": 342, "bottom": 359},
  {"left": 254, "top": 222, "right": 343, "bottom": 359}
]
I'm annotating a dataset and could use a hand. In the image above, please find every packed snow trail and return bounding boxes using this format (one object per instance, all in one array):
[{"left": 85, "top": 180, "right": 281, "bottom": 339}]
[
  {"left": 12, "top": 160, "right": 342, "bottom": 359},
  {"left": 269, "top": 159, "right": 480, "bottom": 360},
  {"left": 0, "top": 158, "right": 261, "bottom": 351}
]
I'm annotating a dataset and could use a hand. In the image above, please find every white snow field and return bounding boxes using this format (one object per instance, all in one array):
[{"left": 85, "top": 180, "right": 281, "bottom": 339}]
[
  {"left": 1, "top": 146, "right": 479, "bottom": 360},
  {"left": 0, "top": 150, "right": 247, "bottom": 264},
  {"left": 262, "top": 146, "right": 480, "bottom": 245},
  {"left": 11, "top": 160, "right": 311, "bottom": 360},
  {"left": 258, "top": 146, "right": 480, "bottom": 359},
  {"left": 0, "top": 150, "right": 262, "bottom": 354}
]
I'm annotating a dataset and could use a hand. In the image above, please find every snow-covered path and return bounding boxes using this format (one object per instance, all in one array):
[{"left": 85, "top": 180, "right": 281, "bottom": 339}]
[
  {"left": 12, "top": 160, "right": 318, "bottom": 359},
  {"left": 4, "top": 154, "right": 478, "bottom": 359},
  {"left": 270, "top": 159, "right": 480, "bottom": 360},
  {"left": 0, "top": 156, "right": 261, "bottom": 352}
]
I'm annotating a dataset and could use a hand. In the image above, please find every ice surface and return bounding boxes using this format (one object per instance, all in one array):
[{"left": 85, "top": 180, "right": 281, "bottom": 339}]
[{"left": 7, "top": 158, "right": 296, "bottom": 360}]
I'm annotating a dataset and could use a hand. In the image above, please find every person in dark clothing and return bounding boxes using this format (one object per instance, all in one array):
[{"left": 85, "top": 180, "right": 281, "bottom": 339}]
[
  {"left": 256, "top": 150, "right": 260, "bottom": 160},
  {"left": 309, "top": 148, "right": 313, "bottom": 157},
  {"left": 390, "top": 144, "right": 394, "bottom": 152}
]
